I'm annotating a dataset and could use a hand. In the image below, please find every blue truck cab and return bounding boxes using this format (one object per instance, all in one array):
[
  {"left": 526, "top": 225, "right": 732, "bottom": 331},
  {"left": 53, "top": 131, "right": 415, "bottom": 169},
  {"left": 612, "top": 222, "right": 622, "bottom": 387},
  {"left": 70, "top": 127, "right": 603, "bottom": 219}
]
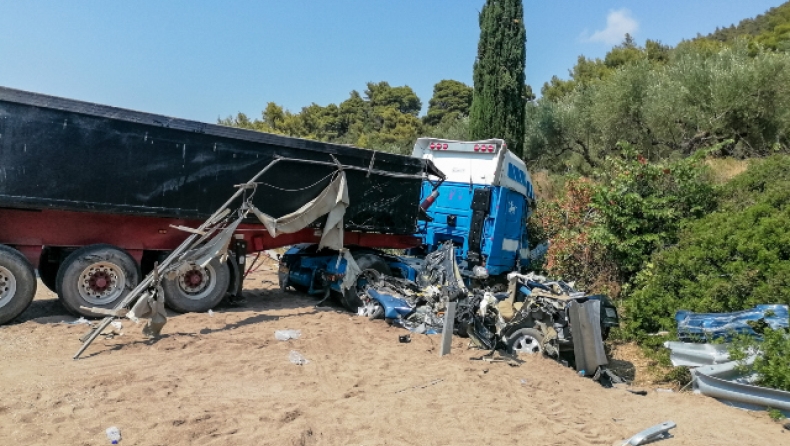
[
  {"left": 279, "top": 138, "right": 536, "bottom": 309},
  {"left": 411, "top": 138, "right": 535, "bottom": 277}
]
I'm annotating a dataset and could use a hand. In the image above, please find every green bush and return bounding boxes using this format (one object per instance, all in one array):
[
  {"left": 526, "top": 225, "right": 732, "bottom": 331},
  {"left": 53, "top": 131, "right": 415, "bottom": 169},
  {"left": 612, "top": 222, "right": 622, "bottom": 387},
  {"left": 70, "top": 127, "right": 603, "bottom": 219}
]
[
  {"left": 730, "top": 328, "right": 790, "bottom": 392},
  {"left": 627, "top": 156, "right": 790, "bottom": 335},
  {"left": 591, "top": 143, "right": 716, "bottom": 284}
]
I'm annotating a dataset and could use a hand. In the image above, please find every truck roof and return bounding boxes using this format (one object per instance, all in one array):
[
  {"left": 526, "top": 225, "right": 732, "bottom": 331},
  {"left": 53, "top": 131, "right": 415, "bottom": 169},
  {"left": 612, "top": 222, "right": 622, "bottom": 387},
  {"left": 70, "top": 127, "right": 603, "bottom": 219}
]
[{"left": 411, "top": 137, "right": 534, "bottom": 200}]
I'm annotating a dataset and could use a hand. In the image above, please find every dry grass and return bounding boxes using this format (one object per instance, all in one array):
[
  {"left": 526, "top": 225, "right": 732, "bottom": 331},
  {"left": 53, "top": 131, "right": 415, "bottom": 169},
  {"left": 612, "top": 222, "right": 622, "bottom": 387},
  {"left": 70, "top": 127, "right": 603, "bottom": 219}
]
[
  {"left": 607, "top": 341, "right": 678, "bottom": 388},
  {"left": 706, "top": 157, "right": 749, "bottom": 184}
]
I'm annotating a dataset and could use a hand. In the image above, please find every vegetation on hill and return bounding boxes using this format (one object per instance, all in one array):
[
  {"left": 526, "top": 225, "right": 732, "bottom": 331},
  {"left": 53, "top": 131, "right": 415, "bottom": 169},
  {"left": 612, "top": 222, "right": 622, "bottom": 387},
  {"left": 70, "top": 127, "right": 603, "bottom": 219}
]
[
  {"left": 704, "top": 1, "right": 790, "bottom": 50},
  {"left": 218, "top": 80, "right": 472, "bottom": 155}
]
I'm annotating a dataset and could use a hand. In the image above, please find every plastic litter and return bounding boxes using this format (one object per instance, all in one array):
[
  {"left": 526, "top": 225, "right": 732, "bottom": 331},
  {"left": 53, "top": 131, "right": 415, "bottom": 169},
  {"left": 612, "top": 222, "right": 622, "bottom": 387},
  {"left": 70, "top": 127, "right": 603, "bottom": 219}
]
[
  {"left": 289, "top": 350, "right": 309, "bottom": 365},
  {"left": 275, "top": 329, "right": 302, "bottom": 341},
  {"left": 105, "top": 426, "right": 121, "bottom": 444},
  {"left": 207, "top": 309, "right": 214, "bottom": 317},
  {"left": 67, "top": 317, "right": 91, "bottom": 325},
  {"left": 110, "top": 321, "right": 123, "bottom": 330}
]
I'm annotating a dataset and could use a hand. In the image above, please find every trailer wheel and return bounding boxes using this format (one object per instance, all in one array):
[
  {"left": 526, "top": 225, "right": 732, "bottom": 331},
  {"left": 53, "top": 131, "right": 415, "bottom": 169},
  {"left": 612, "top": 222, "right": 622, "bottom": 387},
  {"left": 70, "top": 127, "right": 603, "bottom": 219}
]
[
  {"left": 341, "top": 254, "right": 391, "bottom": 312},
  {"left": 163, "top": 257, "right": 230, "bottom": 313},
  {"left": 56, "top": 245, "right": 140, "bottom": 317},
  {"left": 0, "top": 245, "right": 37, "bottom": 325}
]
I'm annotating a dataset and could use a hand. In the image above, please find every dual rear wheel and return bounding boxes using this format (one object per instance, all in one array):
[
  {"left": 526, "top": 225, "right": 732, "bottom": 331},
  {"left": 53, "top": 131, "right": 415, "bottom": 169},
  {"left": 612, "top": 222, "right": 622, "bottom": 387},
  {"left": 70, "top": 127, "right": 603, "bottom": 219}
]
[{"left": 55, "top": 245, "right": 231, "bottom": 317}]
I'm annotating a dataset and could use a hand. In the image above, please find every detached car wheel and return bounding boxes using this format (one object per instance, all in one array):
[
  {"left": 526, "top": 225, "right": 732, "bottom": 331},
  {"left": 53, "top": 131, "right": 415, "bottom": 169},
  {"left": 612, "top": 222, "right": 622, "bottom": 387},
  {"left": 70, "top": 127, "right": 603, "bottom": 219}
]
[
  {"left": 56, "top": 244, "right": 139, "bottom": 317},
  {"left": 163, "top": 257, "right": 230, "bottom": 313},
  {"left": 507, "top": 328, "right": 545, "bottom": 356},
  {"left": 0, "top": 245, "right": 37, "bottom": 325}
]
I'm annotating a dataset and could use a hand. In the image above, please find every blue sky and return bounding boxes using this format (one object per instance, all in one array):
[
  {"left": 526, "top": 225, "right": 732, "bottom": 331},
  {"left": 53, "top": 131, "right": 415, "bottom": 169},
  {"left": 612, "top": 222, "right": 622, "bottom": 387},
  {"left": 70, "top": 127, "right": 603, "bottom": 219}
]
[{"left": 0, "top": 1, "right": 783, "bottom": 122}]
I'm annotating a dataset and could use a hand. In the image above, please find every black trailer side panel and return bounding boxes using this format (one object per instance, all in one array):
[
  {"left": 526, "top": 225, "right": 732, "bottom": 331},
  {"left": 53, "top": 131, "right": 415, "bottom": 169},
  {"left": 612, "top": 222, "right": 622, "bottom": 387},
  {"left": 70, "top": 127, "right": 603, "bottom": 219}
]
[{"left": 0, "top": 87, "right": 425, "bottom": 234}]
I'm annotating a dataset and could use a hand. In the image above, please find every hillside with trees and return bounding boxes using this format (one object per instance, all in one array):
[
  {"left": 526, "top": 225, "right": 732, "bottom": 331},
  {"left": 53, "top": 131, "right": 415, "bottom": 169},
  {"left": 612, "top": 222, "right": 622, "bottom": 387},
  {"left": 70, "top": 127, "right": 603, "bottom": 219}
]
[{"left": 704, "top": 1, "right": 790, "bottom": 49}]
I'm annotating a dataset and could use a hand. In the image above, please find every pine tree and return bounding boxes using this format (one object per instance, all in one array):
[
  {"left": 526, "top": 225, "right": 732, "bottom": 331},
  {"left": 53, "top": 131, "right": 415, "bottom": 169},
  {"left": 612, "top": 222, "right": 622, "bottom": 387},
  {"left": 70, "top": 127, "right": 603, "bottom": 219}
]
[{"left": 469, "top": 0, "right": 527, "bottom": 157}]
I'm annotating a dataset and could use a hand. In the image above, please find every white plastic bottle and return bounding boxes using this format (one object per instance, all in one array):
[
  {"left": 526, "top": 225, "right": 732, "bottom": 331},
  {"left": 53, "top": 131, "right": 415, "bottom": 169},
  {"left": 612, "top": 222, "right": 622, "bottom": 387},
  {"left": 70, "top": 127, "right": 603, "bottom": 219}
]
[{"left": 105, "top": 426, "right": 121, "bottom": 444}]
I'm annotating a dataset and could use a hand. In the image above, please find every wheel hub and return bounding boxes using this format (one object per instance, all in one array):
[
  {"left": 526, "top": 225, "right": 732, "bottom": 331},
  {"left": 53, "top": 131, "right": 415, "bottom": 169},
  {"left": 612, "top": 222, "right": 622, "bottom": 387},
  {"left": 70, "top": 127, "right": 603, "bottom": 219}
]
[
  {"left": 179, "top": 266, "right": 210, "bottom": 293},
  {"left": 0, "top": 265, "right": 18, "bottom": 309},
  {"left": 176, "top": 263, "right": 216, "bottom": 300},
  {"left": 78, "top": 262, "right": 126, "bottom": 305},
  {"left": 514, "top": 335, "right": 542, "bottom": 355}
]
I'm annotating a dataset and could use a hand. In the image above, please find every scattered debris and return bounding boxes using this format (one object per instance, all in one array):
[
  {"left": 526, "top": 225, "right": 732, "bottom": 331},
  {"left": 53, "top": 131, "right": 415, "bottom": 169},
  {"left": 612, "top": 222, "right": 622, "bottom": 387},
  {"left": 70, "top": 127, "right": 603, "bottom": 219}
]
[
  {"left": 625, "top": 388, "right": 648, "bottom": 396},
  {"left": 469, "top": 349, "right": 523, "bottom": 367},
  {"left": 66, "top": 317, "right": 91, "bottom": 325},
  {"left": 398, "top": 334, "right": 411, "bottom": 343},
  {"left": 655, "top": 388, "right": 674, "bottom": 393},
  {"left": 288, "top": 350, "right": 309, "bottom": 366},
  {"left": 208, "top": 309, "right": 214, "bottom": 317},
  {"left": 395, "top": 379, "right": 443, "bottom": 394},
  {"left": 620, "top": 421, "right": 676, "bottom": 446},
  {"left": 105, "top": 426, "right": 121, "bottom": 444},
  {"left": 275, "top": 329, "right": 302, "bottom": 341}
]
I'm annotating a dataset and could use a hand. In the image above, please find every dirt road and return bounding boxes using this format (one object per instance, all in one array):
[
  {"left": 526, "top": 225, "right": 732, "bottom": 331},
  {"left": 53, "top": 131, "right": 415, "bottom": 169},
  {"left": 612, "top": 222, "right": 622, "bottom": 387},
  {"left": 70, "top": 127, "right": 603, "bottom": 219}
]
[{"left": 0, "top": 259, "right": 786, "bottom": 445}]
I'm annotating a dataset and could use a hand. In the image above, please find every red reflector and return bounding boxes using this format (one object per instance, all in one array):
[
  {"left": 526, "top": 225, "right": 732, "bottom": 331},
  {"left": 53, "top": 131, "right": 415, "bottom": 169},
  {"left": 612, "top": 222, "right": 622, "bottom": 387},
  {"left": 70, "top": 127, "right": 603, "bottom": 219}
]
[
  {"left": 474, "top": 145, "right": 479, "bottom": 151},
  {"left": 442, "top": 144, "right": 448, "bottom": 150},
  {"left": 429, "top": 143, "right": 436, "bottom": 149},
  {"left": 489, "top": 145, "right": 495, "bottom": 152}
]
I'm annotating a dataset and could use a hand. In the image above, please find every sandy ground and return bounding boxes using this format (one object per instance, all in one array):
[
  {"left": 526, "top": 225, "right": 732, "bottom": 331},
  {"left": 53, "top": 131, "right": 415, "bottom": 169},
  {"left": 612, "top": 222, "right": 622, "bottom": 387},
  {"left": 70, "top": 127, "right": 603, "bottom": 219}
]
[{"left": 1, "top": 259, "right": 787, "bottom": 445}]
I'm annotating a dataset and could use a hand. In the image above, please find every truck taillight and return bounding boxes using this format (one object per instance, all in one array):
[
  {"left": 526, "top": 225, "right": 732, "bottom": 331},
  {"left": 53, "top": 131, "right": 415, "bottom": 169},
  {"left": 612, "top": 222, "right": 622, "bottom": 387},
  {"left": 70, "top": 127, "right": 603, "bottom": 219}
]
[{"left": 420, "top": 190, "right": 440, "bottom": 210}]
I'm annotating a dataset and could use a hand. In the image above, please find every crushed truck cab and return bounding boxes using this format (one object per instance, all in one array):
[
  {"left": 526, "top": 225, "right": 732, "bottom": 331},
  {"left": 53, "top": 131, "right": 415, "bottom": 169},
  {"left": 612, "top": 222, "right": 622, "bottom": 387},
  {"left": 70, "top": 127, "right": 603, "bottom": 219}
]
[{"left": 412, "top": 138, "right": 535, "bottom": 277}]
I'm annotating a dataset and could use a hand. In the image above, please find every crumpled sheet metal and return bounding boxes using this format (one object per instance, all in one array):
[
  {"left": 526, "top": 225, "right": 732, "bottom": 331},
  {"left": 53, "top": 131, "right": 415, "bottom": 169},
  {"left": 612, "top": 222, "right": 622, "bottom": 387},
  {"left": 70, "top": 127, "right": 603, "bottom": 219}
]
[
  {"left": 676, "top": 304, "right": 789, "bottom": 342},
  {"left": 663, "top": 341, "right": 732, "bottom": 367},
  {"left": 692, "top": 358, "right": 790, "bottom": 413}
]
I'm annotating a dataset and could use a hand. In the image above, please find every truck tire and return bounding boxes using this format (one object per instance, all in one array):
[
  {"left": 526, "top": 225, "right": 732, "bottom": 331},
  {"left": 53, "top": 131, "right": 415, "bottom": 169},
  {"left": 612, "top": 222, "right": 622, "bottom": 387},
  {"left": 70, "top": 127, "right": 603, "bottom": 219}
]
[
  {"left": 56, "top": 244, "right": 140, "bottom": 317},
  {"left": 506, "top": 328, "right": 545, "bottom": 356},
  {"left": 341, "top": 254, "right": 391, "bottom": 312},
  {"left": 0, "top": 245, "right": 37, "bottom": 325},
  {"left": 163, "top": 257, "right": 230, "bottom": 313}
]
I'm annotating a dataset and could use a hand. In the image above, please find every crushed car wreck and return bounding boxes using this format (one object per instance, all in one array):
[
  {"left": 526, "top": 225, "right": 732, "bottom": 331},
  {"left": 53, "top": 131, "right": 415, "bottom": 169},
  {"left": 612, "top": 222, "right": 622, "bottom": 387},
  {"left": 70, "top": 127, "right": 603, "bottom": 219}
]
[{"left": 353, "top": 242, "right": 620, "bottom": 367}]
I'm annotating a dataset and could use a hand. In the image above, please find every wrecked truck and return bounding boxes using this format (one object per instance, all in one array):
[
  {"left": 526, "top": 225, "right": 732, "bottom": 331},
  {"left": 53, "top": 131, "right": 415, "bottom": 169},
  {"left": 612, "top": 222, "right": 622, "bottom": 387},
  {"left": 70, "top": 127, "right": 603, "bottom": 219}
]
[
  {"left": 0, "top": 86, "right": 443, "bottom": 325},
  {"left": 279, "top": 137, "right": 538, "bottom": 309}
]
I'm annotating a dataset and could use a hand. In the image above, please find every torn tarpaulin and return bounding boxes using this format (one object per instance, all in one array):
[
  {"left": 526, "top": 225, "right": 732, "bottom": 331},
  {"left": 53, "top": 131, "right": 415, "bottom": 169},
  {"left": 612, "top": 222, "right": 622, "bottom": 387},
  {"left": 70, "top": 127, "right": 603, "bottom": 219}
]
[
  {"left": 127, "top": 286, "right": 167, "bottom": 338},
  {"left": 251, "top": 171, "right": 348, "bottom": 251}
]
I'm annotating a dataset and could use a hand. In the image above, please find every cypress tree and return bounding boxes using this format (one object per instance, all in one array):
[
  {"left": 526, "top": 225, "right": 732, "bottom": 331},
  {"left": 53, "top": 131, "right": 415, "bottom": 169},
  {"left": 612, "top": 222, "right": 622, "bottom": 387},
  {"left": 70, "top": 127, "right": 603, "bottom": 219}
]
[{"left": 469, "top": 0, "right": 527, "bottom": 157}]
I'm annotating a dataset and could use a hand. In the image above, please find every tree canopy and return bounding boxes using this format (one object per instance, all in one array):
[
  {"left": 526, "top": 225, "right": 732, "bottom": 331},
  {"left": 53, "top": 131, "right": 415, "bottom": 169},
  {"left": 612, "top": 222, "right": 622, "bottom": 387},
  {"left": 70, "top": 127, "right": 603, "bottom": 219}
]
[{"left": 469, "top": 0, "right": 527, "bottom": 156}]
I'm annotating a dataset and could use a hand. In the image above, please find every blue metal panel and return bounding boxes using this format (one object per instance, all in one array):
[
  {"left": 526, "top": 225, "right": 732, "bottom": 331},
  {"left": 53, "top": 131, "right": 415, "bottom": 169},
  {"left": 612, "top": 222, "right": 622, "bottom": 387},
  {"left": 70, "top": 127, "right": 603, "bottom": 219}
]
[{"left": 417, "top": 180, "right": 530, "bottom": 276}]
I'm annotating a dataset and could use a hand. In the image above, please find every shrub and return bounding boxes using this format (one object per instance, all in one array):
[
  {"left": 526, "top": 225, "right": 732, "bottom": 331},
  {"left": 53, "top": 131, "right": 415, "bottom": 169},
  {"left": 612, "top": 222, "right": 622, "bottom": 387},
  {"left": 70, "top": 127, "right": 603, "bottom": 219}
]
[
  {"left": 730, "top": 328, "right": 790, "bottom": 392},
  {"left": 627, "top": 156, "right": 790, "bottom": 336},
  {"left": 591, "top": 143, "right": 716, "bottom": 284}
]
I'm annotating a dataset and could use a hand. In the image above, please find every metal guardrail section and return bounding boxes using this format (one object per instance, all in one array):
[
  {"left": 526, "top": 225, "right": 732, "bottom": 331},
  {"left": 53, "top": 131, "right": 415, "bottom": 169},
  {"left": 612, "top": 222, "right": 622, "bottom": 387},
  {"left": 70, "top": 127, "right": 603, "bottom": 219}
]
[
  {"left": 692, "top": 359, "right": 790, "bottom": 413},
  {"left": 664, "top": 341, "right": 732, "bottom": 367}
]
